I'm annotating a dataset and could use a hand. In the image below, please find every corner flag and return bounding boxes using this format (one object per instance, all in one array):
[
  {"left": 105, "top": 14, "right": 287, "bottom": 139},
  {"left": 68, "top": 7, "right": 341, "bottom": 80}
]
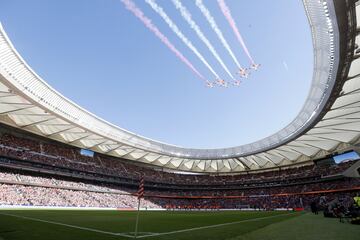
[
  {"left": 138, "top": 176, "right": 145, "bottom": 199},
  {"left": 135, "top": 176, "right": 144, "bottom": 238}
]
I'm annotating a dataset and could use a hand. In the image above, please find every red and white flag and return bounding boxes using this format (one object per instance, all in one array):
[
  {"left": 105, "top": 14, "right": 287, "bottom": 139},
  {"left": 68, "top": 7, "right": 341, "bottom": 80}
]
[{"left": 138, "top": 176, "right": 145, "bottom": 199}]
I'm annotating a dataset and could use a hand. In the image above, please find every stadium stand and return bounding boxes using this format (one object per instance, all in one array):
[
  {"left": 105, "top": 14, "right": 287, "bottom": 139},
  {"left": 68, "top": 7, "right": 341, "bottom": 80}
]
[{"left": 0, "top": 127, "right": 359, "bottom": 212}]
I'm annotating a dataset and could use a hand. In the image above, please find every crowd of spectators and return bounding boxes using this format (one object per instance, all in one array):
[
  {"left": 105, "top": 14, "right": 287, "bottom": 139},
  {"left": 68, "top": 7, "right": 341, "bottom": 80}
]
[
  {"left": 0, "top": 132, "right": 355, "bottom": 188},
  {"left": 0, "top": 171, "right": 128, "bottom": 193},
  {"left": 0, "top": 171, "right": 160, "bottom": 209},
  {"left": 0, "top": 131, "right": 359, "bottom": 210},
  {"left": 146, "top": 178, "right": 360, "bottom": 197},
  {"left": 0, "top": 169, "right": 359, "bottom": 210},
  {"left": 0, "top": 184, "right": 160, "bottom": 208},
  {"left": 156, "top": 192, "right": 359, "bottom": 210}
]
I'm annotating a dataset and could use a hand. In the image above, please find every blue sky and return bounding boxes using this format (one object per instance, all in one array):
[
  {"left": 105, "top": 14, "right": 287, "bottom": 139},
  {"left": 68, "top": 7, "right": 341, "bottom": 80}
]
[{"left": 0, "top": 0, "right": 313, "bottom": 148}]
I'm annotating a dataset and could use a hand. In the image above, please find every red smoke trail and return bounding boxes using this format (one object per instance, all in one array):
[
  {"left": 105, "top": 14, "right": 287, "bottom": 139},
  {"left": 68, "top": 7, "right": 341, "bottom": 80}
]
[
  {"left": 121, "top": 0, "right": 206, "bottom": 82},
  {"left": 217, "top": 0, "right": 255, "bottom": 64}
]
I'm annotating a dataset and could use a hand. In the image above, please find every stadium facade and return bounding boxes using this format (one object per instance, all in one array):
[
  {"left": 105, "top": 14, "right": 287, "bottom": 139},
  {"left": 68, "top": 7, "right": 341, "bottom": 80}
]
[{"left": 0, "top": 0, "right": 359, "bottom": 173}]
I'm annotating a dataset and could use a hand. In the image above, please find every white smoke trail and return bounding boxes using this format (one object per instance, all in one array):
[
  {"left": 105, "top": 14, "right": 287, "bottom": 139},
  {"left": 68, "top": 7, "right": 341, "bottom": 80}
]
[
  {"left": 172, "top": 0, "right": 235, "bottom": 80},
  {"left": 217, "top": 0, "right": 255, "bottom": 64},
  {"left": 195, "top": 0, "right": 242, "bottom": 69},
  {"left": 145, "top": 0, "right": 219, "bottom": 79},
  {"left": 121, "top": 0, "right": 205, "bottom": 81}
]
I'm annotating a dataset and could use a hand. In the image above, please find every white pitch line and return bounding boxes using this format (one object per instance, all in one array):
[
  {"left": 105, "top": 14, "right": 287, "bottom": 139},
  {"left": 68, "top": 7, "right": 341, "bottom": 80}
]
[
  {"left": 137, "top": 212, "right": 297, "bottom": 239},
  {"left": 124, "top": 232, "right": 159, "bottom": 238},
  {"left": 0, "top": 212, "right": 133, "bottom": 238}
]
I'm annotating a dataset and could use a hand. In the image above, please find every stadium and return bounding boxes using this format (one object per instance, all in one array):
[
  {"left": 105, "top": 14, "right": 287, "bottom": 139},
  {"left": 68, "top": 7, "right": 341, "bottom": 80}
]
[{"left": 0, "top": 0, "right": 360, "bottom": 239}]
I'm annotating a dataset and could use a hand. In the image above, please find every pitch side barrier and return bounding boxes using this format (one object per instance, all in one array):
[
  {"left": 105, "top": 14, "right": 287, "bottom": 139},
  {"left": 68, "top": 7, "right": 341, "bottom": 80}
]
[
  {"left": 0, "top": 205, "right": 295, "bottom": 212},
  {"left": 164, "top": 208, "right": 295, "bottom": 211}
]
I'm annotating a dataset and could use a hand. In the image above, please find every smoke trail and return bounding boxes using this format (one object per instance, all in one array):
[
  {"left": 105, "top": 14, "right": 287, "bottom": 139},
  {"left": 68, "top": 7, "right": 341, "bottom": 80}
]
[
  {"left": 217, "top": 0, "right": 254, "bottom": 64},
  {"left": 195, "top": 0, "right": 242, "bottom": 69},
  {"left": 121, "top": 0, "right": 205, "bottom": 81},
  {"left": 145, "top": 0, "right": 219, "bottom": 79},
  {"left": 172, "top": 0, "right": 235, "bottom": 80}
]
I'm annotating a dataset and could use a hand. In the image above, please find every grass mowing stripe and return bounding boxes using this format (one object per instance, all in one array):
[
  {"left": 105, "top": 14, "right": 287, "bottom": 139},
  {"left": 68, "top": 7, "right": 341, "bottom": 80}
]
[
  {"left": 136, "top": 212, "right": 298, "bottom": 239},
  {"left": 0, "top": 212, "right": 133, "bottom": 238},
  {"left": 235, "top": 213, "right": 360, "bottom": 240}
]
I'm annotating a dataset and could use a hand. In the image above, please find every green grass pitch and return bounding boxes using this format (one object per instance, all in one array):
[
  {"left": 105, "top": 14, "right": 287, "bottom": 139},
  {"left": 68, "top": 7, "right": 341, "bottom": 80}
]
[{"left": 0, "top": 210, "right": 358, "bottom": 240}]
